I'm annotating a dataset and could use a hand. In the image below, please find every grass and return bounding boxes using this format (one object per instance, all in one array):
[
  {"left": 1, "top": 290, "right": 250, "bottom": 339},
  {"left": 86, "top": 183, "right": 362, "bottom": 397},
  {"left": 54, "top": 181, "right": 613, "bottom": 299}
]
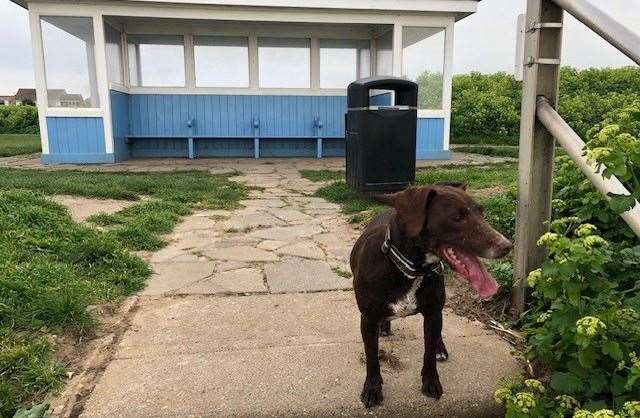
[
  {"left": 299, "top": 169, "right": 344, "bottom": 182},
  {"left": 0, "top": 169, "right": 247, "bottom": 416},
  {"left": 451, "top": 134, "right": 519, "bottom": 146},
  {"left": 309, "top": 163, "right": 518, "bottom": 230},
  {"left": 0, "top": 134, "right": 41, "bottom": 157},
  {"left": 455, "top": 145, "right": 520, "bottom": 159},
  {"left": 0, "top": 168, "right": 248, "bottom": 251}
]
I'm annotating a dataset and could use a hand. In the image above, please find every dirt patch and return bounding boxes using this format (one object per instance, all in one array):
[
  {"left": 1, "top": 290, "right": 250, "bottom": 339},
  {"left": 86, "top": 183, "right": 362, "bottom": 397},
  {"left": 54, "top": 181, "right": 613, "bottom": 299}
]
[
  {"left": 51, "top": 195, "right": 136, "bottom": 223},
  {"left": 46, "top": 297, "right": 141, "bottom": 418},
  {"left": 469, "top": 185, "right": 508, "bottom": 199}
]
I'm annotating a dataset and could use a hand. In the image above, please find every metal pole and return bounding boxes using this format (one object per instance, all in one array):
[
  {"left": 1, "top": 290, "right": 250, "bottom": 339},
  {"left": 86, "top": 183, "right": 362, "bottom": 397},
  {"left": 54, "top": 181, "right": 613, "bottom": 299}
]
[
  {"left": 552, "top": 0, "right": 640, "bottom": 65},
  {"left": 536, "top": 97, "right": 640, "bottom": 237},
  {"left": 512, "top": 0, "right": 563, "bottom": 318}
]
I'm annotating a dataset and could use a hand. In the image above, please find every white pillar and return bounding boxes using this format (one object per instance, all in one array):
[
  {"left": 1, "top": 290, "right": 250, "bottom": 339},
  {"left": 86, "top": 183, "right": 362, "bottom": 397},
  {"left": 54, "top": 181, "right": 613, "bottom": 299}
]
[
  {"left": 248, "top": 34, "right": 258, "bottom": 89},
  {"left": 184, "top": 33, "right": 196, "bottom": 88},
  {"left": 442, "top": 21, "right": 455, "bottom": 151},
  {"left": 392, "top": 23, "right": 402, "bottom": 77},
  {"left": 93, "top": 14, "right": 114, "bottom": 155},
  {"left": 28, "top": 8, "right": 49, "bottom": 154}
]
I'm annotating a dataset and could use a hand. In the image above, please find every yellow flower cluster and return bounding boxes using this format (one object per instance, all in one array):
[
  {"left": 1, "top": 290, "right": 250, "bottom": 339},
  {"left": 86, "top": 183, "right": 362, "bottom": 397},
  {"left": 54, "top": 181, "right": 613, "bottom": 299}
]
[
  {"left": 622, "top": 401, "right": 640, "bottom": 418},
  {"left": 528, "top": 268, "right": 543, "bottom": 287},
  {"left": 524, "top": 379, "right": 545, "bottom": 393},
  {"left": 576, "top": 223, "right": 597, "bottom": 237},
  {"left": 513, "top": 392, "right": 537, "bottom": 414},
  {"left": 556, "top": 394, "right": 579, "bottom": 411},
  {"left": 537, "top": 232, "right": 560, "bottom": 246},
  {"left": 576, "top": 316, "right": 607, "bottom": 337},
  {"left": 583, "top": 235, "right": 607, "bottom": 248}
]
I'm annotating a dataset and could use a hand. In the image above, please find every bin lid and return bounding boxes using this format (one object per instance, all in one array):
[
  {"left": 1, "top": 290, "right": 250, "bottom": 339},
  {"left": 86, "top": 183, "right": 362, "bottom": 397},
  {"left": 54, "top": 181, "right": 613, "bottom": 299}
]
[{"left": 347, "top": 76, "right": 418, "bottom": 108}]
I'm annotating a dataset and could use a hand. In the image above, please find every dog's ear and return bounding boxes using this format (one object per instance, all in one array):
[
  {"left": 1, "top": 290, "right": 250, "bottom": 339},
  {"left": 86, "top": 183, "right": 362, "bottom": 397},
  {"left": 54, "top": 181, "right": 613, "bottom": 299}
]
[
  {"left": 390, "top": 187, "right": 437, "bottom": 238},
  {"left": 437, "top": 181, "right": 467, "bottom": 191}
]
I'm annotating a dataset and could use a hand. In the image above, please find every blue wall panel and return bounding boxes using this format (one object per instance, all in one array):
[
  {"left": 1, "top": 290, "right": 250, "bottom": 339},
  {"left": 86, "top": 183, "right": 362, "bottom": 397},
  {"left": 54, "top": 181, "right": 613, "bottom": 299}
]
[
  {"left": 44, "top": 117, "right": 113, "bottom": 164},
  {"left": 102, "top": 91, "right": 448, "bottom": 161},
  {"left": 128, "top": 94, "right": 347, "bottom": 138},
  {"left": 110, "top": 90, "right": 130, "bottom": 161},
  {"left": 416, "top": 118, "right": 448, "bottom": 160}
]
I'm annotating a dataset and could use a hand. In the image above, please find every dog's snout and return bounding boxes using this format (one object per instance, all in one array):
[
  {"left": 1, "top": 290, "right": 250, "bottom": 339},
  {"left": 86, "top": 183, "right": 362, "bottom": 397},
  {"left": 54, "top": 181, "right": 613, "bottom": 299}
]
[{"left": 482, "top": 234, "right": 512, "bottom": 259}]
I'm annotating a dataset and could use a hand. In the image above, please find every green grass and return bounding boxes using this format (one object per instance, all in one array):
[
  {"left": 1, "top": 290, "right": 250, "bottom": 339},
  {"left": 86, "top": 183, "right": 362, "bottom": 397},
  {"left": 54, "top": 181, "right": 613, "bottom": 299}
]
[
  {"left": 0, "top": 168, "right": 248, "bottom": 251},
  {"left": 0, "top": 190, "right": 151, "bottom": 417},
  {"left": 450, "top": 134, "right": 519, "bottom": 146},
  {"left": 299, "top": 169, "right": 344, "bottom": 182},
  {"left": 0, "top": 169, "right": 248, "bottom": 415},
  {"left": 455, "top": 145, "right": 520, "bottom": 159},
  {"left": 0, "top": 134, "right": 41, "bottom": 157},
  {"left": 312, "top": 163, "right": 518, "bottom": 227}
]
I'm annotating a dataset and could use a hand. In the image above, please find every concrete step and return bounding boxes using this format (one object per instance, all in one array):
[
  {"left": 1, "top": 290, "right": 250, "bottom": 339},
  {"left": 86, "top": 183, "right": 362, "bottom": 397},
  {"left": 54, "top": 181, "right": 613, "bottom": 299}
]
[{"left": 80, "top": 291, "right": 518, "bottom": 418}]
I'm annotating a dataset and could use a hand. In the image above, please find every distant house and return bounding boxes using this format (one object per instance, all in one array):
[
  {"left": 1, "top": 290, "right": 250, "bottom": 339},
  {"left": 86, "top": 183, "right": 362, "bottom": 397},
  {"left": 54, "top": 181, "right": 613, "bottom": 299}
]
[{"left": 0, "top": 88, "right": 38, "bottom": 105}]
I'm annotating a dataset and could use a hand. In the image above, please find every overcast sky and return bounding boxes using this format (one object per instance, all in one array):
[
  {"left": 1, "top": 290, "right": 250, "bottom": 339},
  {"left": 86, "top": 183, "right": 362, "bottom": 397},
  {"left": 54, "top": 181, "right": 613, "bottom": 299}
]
[{"left": 1, "top": 0, "right": 638, "bottom": 95}]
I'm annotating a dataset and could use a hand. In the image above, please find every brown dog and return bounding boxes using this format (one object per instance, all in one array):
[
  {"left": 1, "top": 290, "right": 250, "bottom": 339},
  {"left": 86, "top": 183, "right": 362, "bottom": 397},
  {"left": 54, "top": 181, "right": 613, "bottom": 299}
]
[{"left": 350, "top": 184, "right": 512, "bottom": 408}]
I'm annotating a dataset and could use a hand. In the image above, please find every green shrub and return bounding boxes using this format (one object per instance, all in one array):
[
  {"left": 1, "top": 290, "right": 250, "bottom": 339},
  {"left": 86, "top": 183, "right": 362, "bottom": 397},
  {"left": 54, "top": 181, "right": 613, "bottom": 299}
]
[
  {"left": 0, "top": 106, "right": 39, "bottom": 135},
  {"left": 445, "top": 66, "right": 640, "bottom": 144}
]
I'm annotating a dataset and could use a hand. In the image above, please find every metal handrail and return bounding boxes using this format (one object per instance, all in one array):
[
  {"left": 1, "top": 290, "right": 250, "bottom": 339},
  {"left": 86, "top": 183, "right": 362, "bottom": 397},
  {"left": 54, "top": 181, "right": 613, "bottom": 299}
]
[
  {"left": 536, "top": 96, "right": 640, "bottom": 237},
  {"left": 552, "top": 0, "right": 640, "bottom": 65}
]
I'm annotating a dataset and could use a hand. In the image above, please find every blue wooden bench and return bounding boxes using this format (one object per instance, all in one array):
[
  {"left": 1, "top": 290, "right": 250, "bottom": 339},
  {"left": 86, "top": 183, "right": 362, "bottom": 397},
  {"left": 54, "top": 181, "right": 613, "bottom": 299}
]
[{"left": 126, "top": 117, "right": 343, "bottom": 159}]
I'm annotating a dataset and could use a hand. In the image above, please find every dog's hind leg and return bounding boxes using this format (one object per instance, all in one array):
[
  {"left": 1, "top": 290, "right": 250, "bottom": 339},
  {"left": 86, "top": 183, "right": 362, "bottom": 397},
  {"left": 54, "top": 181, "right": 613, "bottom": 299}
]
[
  {"left": 360, "top": 314, "right": 383, "bottom": 408},
  {"left": 436, "top": 335, "right": 448, "bottom": 361},
  {"left": 379, "top": 320, "right": 392, "bottom": 336}
]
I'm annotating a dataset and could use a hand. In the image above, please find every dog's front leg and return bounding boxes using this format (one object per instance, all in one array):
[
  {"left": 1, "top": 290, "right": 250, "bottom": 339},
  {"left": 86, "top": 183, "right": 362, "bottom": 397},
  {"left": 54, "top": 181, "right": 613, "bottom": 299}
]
[
  {"left": 421, "top": 311, "right": 443, "bottom": 399},
  {"left": 360, "top": 314, "right": 383, "bottom": 408}
]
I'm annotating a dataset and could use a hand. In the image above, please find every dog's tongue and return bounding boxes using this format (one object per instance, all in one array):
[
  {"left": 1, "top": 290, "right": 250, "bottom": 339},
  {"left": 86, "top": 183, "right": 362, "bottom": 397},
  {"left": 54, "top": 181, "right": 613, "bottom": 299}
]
[{"left": 438, "top": 246, "right": 499, "bottom": 299}]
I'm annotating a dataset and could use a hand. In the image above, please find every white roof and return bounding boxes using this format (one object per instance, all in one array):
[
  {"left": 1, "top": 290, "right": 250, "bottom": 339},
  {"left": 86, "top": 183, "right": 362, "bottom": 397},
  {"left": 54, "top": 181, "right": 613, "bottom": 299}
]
[{"left": 14, "top": 0, "right": 479, "bottom": 18}]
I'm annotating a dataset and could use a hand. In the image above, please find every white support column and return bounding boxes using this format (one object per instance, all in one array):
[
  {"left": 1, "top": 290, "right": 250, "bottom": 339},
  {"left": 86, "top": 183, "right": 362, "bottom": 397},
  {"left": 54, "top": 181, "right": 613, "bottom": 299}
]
[
  {"left": 248, "top": 34, "right": 258, "bottom": 89},
  {"left": 370, "top": 38, "right": 377, "bottom": 76},
  {"left": 86, "top": 44, "right": 100, "bottom": 106},
  {"left": 93, "top": 14, "right": 114, "bottom": 154},
  {"left": 184, "top": 33, "right": 196, "bottom": 88},
  {"left": 310, "top": 37, "right": 320, "bottom": 89},
  {"left": 28, "top": 8, "right": 49, "bottom": 154},
  {"left": 392, "top": 23, "right": 402, "bottom": 77},
  {"left": 122, "top": 32, "right": 131, "bottom": 87},
  {"left": 442, "top": 22, "right": 455, "bottom": 151}
]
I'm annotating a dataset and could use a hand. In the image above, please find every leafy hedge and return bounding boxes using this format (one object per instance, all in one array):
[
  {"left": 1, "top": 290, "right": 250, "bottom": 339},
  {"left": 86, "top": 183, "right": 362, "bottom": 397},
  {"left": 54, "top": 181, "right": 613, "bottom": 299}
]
[
  {"left": 496, "top": 100, "right": 640, "bottom": 417},
  {"left": 421, "top": 66, "right": 640, "bottom": 143},
  {"left": 0, "top": 106, "right": 39, "bottom": 135}
]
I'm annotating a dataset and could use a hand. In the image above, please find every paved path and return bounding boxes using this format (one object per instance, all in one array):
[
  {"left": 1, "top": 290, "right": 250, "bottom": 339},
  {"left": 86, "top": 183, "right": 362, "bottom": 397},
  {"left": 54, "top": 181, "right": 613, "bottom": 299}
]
[{"left": 50, "top": 159, "right": 519, "bottom": 417}]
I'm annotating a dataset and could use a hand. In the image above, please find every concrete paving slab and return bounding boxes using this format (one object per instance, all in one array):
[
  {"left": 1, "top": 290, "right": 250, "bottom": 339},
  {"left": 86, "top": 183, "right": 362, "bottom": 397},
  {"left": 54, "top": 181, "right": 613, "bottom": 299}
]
[
  {"left": 203, "top": 246, "right": 279, "bottom": 262},
  {"left": 275, "top": 241, "right": 325, "bottom": 259},
  {"left": 142, "top": 261, "right": 216, "bottom": 295},
  {"left": 264, "top": 257, "right": 351, "bottom": 292},
  {"left": 177, "top": 267, "right": 267, "bottom": 295},
  {"left": 51, "top": 195, "right": 135, "bottom": 223},
  {"left": 81, "top": 292, "right": 517, "bottom": 417},
  {"left": 249, "top": 224, "right": 323, "bottom": 241}
]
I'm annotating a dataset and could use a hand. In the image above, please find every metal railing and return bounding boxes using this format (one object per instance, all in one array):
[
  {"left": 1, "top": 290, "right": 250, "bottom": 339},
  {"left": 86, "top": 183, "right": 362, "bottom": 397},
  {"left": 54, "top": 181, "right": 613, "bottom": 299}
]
[{"left": 513, "top": 0, "right": 640, "bottom": 316}]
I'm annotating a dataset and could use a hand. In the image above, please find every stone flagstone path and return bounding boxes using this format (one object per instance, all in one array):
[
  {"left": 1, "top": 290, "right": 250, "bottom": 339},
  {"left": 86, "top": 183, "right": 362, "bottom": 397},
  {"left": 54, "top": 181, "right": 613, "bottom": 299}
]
[
  {"left": 141, "top": 166, "right": 357, "bottom": 298},
  {"left": 62, "top": 159, "right": 520, "bottom": 418}
]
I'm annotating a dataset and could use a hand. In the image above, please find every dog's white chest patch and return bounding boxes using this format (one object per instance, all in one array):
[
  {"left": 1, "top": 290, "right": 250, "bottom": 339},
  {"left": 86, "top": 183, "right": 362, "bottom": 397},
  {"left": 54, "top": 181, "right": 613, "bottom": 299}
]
[{"left": 387, "top": 277, "right": 423, "bottom": 320}]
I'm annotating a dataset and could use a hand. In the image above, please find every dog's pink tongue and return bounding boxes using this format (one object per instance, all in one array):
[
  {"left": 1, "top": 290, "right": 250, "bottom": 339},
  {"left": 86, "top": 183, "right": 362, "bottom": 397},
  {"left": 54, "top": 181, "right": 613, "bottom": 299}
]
[{"left": 440, "top": 247, "right": 499, "bottom": 299}]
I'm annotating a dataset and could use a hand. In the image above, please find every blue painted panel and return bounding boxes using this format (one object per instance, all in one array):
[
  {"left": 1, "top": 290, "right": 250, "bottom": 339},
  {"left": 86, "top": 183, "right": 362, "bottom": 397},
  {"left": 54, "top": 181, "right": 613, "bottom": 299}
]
[
  {"left": 322, "top": 138, "right": 346, "bottom": 157},
  {"left": 46, "top": 117, "right": 106, "bottom": 157},
  {"left": 416, "top": 118, "right": 446, "bottom": 160},
  {"left": 128, "top": 94, "right": 347, "bottom": 138},
  {"left": 110, "top": 90, "right": 130, "bottom": 161},
  {"left": 260, "top": 138, "right": 316, "bottom": 157},
  {"left": 129, "top": 138, "right": 188, "bottom": 158},
  {"left": 196, "top": 139, "right": 254, "bottom": 158}
]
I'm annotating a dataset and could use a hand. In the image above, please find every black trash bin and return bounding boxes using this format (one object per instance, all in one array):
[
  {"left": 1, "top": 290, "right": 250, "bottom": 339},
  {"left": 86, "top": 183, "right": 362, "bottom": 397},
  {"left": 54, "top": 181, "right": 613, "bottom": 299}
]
[{"left": 345, "top": 76, "right": 418, "bottom": 193}]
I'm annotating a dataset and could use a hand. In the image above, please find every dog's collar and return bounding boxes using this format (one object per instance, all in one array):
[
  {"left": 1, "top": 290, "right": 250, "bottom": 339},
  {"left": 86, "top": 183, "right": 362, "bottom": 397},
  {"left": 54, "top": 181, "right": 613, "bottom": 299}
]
[{"left": 381, "top": 226, "right": 444, "bottom": 281}]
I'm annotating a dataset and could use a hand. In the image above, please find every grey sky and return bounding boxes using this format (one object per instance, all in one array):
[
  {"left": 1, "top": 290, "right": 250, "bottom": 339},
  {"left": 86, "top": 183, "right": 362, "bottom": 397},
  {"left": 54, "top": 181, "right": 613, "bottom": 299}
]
[{"left": 1, "top": 0, "right": 639, "bottom": 94}]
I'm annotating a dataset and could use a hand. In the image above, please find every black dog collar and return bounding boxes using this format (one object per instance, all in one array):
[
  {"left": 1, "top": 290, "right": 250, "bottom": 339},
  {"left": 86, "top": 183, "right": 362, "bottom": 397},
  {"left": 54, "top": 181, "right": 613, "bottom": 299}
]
[{"left": 381, "top": 226, "right": 444, "bottom": 281}]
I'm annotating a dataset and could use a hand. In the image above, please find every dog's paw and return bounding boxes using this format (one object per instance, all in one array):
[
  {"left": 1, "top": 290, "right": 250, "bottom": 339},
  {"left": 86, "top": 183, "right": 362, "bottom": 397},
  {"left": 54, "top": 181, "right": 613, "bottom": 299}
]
[
  {"left": 421, "top": 375, "right": 443, "bottom": 400},
  {"left": 360, "top": 379, "right": 383, "bottom": 408},
  {"left": 436, "top": 341, "right": 449, "bottom": 362}
]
